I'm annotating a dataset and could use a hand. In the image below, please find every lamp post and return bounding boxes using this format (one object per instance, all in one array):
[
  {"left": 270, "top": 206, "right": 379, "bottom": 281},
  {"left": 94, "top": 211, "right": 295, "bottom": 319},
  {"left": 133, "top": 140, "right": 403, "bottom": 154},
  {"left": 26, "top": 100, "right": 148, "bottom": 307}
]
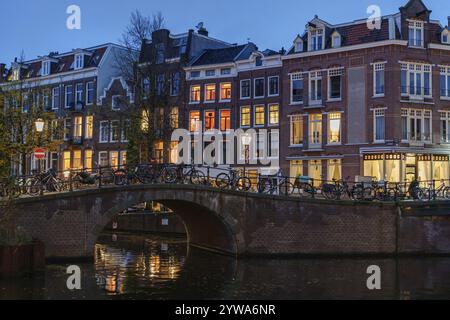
[{"left": 34, "top": 118, "right": 45, "bottom": 173}]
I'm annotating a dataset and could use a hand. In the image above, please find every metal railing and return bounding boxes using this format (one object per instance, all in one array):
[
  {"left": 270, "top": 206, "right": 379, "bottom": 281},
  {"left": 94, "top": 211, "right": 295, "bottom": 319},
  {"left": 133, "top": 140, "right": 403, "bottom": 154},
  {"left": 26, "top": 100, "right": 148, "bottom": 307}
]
[{"left": 1, "top": 164, "right": 450, "bottom": 203}]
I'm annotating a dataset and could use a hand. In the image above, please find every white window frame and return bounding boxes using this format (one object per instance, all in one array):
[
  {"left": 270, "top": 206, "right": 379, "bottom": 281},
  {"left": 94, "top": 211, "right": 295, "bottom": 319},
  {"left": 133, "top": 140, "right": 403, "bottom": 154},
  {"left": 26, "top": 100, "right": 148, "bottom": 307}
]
[
  {"left": 440, "top": 66, "right": 450, "bottom": 99},
  {"left": 289, "top": 114, "right": 304, "bottom": 146},
  {"left": 327, "top": 112, "right": 342, "bottom": 145},
  {"left": 204, "top": 83, "right": 216, "bottom": 103},
  {"left": 75, "top": 83, "right": 83, "bottom": 103},
  {"left": 254, "top": 104, "right": 265, "bottom": 127},
  {"left": 309, "top": 71, "right": 323, "bottom": 105},
  {"left": 327, "top": 68, "right": 343, "bottom": 101},
  {"left": 400, "top": 62, "right": 432, "bottom": 99},
  {"left": 65, "top": 85, "right": 73, "bottom": 108},
  {"left": 268, "top": 104, "right": 279, "bottom": 126},
  {"left": 74, "top": 54, "right": 84, "bottom": 70},
  {"left": 408, "top": 20, "right": 424, "bottom": 48},
  {"left": 42, "top": 60, "right": 50, "bottom": 76},
  {"left": 332, "top": 34, "right": 341, "bottom": 48},
  {"left": 440, "top": 111, "right": 450, "bottom": 143},
  {"left": 85, "top": 115, "right": 93, "bottom": 139},
  {"left": 308, "top": 114, "right": 323, "bottom": 149},
  {"left": 111, "top": 95, "right": 121, "bottom": 111},
  {"left": 309, "top": 28, "right": 324, "bottom": 51},
  {"left": 98, "top": 151, "right": 108, "bottom": 168},
  {"left": 86, "top": 81, "right": 94, "bottom": 105},
  {"left": 254, "top": 78, "right": 265, "bottom": 99},
  {"left": 190, "top": 85, "right": 201, "bottom": 104},
  {"left": 290, "top": 73, "right": 304, "bottom": 105},
  {"left": 401, "top": 108, "right": 432, "bottom": 144},
  {"left": 99, "top": 121, "right": 109, "bottom": 143},
  {"left": 220, "top": 82, "right": 232, "bottom": 102},
  {"left": 442, "top": 31, "right": 450, "bottom": 44},
  {"left": 240, "top": 106, "right": 251, "bottom": 128},
  {"left": 268, "top": 76, "right": 280, "bottom": 97},
  {"left": 373, "top": 62, "right": 386, "bottom": 97},
  {"left": 240, "top": 79, "right": 251, "bottom": 100},
  {"left": 110, "top": 120, "right": 120, "bottom": 142},
  {"left": 52, "top": 87, "right": 60, "bottom": 110},
  {"left": 373, "top": 109, "right": 386, "bottom": 143}
]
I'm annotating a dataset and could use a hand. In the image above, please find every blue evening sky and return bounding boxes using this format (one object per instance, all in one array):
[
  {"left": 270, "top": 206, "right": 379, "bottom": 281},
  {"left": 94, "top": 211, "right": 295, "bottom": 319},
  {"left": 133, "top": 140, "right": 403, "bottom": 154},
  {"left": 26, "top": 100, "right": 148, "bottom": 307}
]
[{"left": 1, "top": 0, "right": 449, "bottom": 65}]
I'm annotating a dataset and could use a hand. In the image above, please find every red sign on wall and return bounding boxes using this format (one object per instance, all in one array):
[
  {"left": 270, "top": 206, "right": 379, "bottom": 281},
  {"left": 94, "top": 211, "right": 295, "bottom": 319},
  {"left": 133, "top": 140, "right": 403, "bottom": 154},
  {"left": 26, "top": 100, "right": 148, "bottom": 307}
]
[{"left": 34, "top": 148, "right": 46, "bottom": 160}]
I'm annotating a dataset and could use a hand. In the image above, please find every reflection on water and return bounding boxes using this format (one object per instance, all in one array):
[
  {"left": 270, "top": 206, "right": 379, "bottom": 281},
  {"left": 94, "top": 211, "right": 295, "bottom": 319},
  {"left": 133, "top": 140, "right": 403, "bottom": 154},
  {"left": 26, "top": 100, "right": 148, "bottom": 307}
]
[{"left": 1, "top": 232, "right": 450, "bottom": 300}]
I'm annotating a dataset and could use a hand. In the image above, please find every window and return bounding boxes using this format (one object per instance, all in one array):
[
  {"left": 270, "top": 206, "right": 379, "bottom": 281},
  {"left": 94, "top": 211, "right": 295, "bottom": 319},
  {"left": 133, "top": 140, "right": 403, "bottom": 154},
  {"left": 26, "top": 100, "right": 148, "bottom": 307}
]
[
  {"left": 122, "top": 120, "right": 130, "bottom": 142},
  {"left": 99, "top": 152, "right": 108, "bottom": 167},
  {"left": 42, "top": 61, "right": 50, "bottom": 76},
  {"left": 110, "top": 120, "right": 120, "bottom": 142},
  {"left": 189, "top": 111, "right": 201, "bottom": 132},
  {"left": 221, "top": 68, "right": 231, "bottom": 75},
  {"left": 63, "top": 151, "right": 71, "bottom": 172},
  {"left": 110, "top": 151, "right": 119, "bottom": 169},
  {"left": 120, "top": 151, "right": 127, "bottom": 167},
  {"left": 373, "top": 109, "right": 385, "bottom": 142},
  {"left": 290, "top": 161, "right": 303, "bottom": 183},
  {"left": 170, "top": 107, "right": 179, "bottom": 129},
  {"left": 401, "top": 63, "right": 432, "bottom": 98},
  {"left": 204, "top": 111, "right": 215, "bottom": 130},
  {"left": 309, "top": 28, "right": 324, "bottom": 51},
  {"left": 76, "top": 83, "right": 83, "bottom": 103},
  {"left": 112, "top": 95, "right": 122, "bottom": 110},
  {"left": 205, "top": 84, "right": 216, "bottom": 102},
  {"left": 220, "top": 110, "right": 231, "bottom": 131},
  {"left": 156, "top": 43, "right": 165, "bottom": 64},
  {"left": 332, "top": 34, "right": 341, "bottom": 48},
  {"left": 328, "top": 159, "right": 342, "bottom": 181},
  {"left": 268, "top": 131, "right": 279, "bottom": 158},
  {"left": 240, "top": 106, "right": 251, "bottom": 127},
  {"left": 255, "top": 56, "right": 263, "bottom": 67},
  {"left": 240, "top": 80, "right": 251, "bottom": 99},
  {"left": 100, "top": 121, "right": 109, "bottom": 143},
  {"left": 157, "top": 74, "right": 165, "bottom": 95},
  {"left": 11, "top": 67, "right": 20, "bottom": 81},
  {"left": 52, "top": 87, "right": 60, "bottom": 110},
  {"left": 84, "top": 149, "right": 93, "bottom": 171},
  {"left": 86, "top": 82, "right": 94, "bottom": 105},
  {"left": 73, "top": 150, "right": 82, "bottom": 171},
  {"left": 170, "top": 72, "right": 180, "bottom": 96},
  {"left": 74, "top": 54, "right": 84, "bottom": 70},
  {"left": 308, "top": 160, "right": 322, "bottom": 187},
  {"left": 190, "top": 85, "right": 201, "bottom": 103},
  {"left": 254, "top": 78, "right": 265, "bottom": 98},
  {"left": 22, "top": 94, "right": 29, "bottom": 113},
  {"left": 294, "top": 39, "right": 303, "bottom": 53},
  {"left": 402, "top": 109, "right": 432, "bottom": 143},
  {"left": 220, "top": 83, "right": 232, "bottom": 101},
  {"left": 51, "top": 120, "right": 59, "bottom": 141},
  {"left": 50, "top": 152, "right": 58, "bottom": 171},
  {"left": 443, "top": 32, "right": 450, "bottom": 44},
  {"left": 269, "top": 104, "right": 279, "bottom": 126},
  {"left": 441, "top": 112, "right": 450, "bottom": 143},
  {"left": 328, "top": 112, "right": 341, "bottom": 144},
  {"left": 291, "top": 73, "right": 304, "bottom": 104},
  {"left": 309, "top": 71, "right": 322, "bottom": 105},
  {"left": 74, "top": 116, "right": 83, "bottom": 138},
  {"left": 205, "top": 70, "right": 215, "bottom": 77},
  {"left": 143, "top": 77, "right": 150, "bottom": 98},
  {"left": 254, "top": 105, "right": 265, "bottom": 126},
  {"left": 290, "top": 115, "right": 304, "bottom": 146},
  {"left": 64, "top": 118, "right": 72, "bottom": 141},
  {"left": 440, "top": 66, "right": 450, "bottom": 98},
  {"left": 309, "top": 114, "right": 322, "bottom": 148},
  {"left": 268, "top": 76, "right": 279, "bottom": 96},
  {"left": 190, "top": 71, "right": 200, "bottom": 78},
  {"left": 328, "top": 69, "right": 343, "bottom": 100},
  {"left": 43, "top": 93, "right": 50, "bottom": 110},
  {"left": 65, "top": 85, "right": 73, "bottom": 108},
  {"left": 373, "top": 63, "right": 385, "bottom": 96},
  {"left": 85, "top": 116, "right": 93, "bottom": 139},
  {"left": 408, "top": 20, "right": 424, "bottom": 47},
  {"left": 256, "top": 132, "right": 266, "bottom": 159}
]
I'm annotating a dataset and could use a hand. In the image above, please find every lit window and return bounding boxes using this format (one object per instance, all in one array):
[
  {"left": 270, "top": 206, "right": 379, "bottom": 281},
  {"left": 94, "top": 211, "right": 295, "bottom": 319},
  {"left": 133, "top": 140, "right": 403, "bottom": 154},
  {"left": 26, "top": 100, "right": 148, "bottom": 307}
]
[
  {"left": 85, "top": 115, "right": 93, "bottom": 139},
  {"left": 170, "top": 107, "right": 179, "bottom": 129},
  {"left": 269, "top": 104, "right": 279, "bottom": 125},
  {"left": 63, "top": 151, "right": 71, "bottom": 172},
  {"left": 328, "top": 112, "right": 341, "bottom": 144},
  {"left": 189, "top": 111, "right": 201, "bottom": 132},
  {"left": 220, "top": 83, "right": 232, "bottom": 101},
  {"left": 84, "top": 149, "right": 93, "bottom": 171},
  {"left": 220, "top": 110, "right": 231, "bottom": 131},
  {"left": 190, "top": 85, "right": 201, "bottom": 103},
  {"left": 110, "top": 151, "right": 119, "bottom": 169},
  {"left": 204, "top": 111, "right": 215, "bottom": 130},
  {"left": 328, "top": 159, "right": 342, "bottom": 181},
  {"left": 309, "top": 114, "right": 322, "bottom": 148},
  {"left": 240, "top": 107, "right": 251, "bottom": 127},
  {"left": 73, "top": 150, "right": 82, "bottom": 171},
  {"left": 254, "top": 105, "right": 265, "bottom": 126},
  {"left": 74, "top": 116, "right": 83, "bottom": 138},
  {"left": 205, "top": 84, "right": 216, "bottom": 102},
  {"left": 290, "top": 115, "right": 304, "bottom": 146}
]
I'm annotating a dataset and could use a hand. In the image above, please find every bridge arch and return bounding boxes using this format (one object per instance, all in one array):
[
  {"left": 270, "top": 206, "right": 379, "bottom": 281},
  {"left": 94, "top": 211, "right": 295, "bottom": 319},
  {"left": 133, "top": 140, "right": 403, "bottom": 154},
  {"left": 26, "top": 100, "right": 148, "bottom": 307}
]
[{"left": 10, "top": 185, "right": 240, "bottom": 259}]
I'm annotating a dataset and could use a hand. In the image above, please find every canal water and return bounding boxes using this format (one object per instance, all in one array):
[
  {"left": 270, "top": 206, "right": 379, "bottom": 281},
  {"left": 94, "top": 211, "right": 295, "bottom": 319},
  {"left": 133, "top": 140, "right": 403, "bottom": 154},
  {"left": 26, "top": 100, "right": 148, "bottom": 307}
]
[{"left": 1, "top": 232, "right": 450, "bottom": 300}]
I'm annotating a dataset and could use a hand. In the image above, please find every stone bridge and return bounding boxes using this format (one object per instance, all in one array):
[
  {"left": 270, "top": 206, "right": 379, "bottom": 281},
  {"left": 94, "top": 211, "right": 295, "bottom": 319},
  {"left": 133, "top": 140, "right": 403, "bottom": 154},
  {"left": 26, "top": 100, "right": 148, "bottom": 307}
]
[{"left": 4, "top": 184, "right": 450, "bottom": 260}]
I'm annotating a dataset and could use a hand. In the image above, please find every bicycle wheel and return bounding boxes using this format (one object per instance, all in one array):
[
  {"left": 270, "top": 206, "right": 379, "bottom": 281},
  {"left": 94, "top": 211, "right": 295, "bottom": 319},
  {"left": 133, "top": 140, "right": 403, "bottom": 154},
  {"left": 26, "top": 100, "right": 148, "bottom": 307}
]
[
  {"left": 26, "top": 179, "right": 41, "bottom": 195},
  {"left": 190, "top": 170, "right": 206, "bottom": 185},
  {"left": 279, "top": 181, "right": 294, "bottom": 196},
  {"left": 236, "top": 177, "right": 251, "bottom": 192},
  {"left": 215, "top": 173, "right": 231, "bottom": 190},
  {"left": 444, "top": 187, "right": 450, "bottom": 199},
  {"left": 162, "top": 167, "right": 178, "bottom": 184},
  {"left": 322, "top": 184, "right": 337, "bottom": 200},
  {"left": 114, "top": 170, "right": 128, "bottom": 186},
  {"left": 257, "top": 180, "right": 271, "bottom": 194}
]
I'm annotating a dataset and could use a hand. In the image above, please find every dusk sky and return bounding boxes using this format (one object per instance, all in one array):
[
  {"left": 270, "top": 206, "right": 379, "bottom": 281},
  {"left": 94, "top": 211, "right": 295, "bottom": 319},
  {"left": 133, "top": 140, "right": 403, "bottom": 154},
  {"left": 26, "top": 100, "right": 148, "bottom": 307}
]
[{"left": 1, "top": 0, "right": 449, "bottom": 64}]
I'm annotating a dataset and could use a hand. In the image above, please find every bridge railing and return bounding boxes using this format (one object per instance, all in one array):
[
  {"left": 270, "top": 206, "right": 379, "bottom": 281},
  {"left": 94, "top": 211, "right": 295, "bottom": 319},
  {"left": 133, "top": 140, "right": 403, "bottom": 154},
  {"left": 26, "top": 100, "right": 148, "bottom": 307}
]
[{"left": 1, "top": 164, "right": 450, "bottom": 203}]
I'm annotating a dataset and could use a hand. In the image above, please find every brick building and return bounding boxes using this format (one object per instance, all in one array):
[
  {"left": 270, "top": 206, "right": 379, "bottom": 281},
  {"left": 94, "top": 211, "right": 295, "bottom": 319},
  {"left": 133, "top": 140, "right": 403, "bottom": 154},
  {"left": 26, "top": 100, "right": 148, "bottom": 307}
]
[
  {"left": 281, "top": 0, "right": 450, "bottom": 184},
  {"left": 184, "top": 42, "right": 283, "bottom": 178},
  {"left": 0, "top": 43, "right": 133, "bottom": 175}
]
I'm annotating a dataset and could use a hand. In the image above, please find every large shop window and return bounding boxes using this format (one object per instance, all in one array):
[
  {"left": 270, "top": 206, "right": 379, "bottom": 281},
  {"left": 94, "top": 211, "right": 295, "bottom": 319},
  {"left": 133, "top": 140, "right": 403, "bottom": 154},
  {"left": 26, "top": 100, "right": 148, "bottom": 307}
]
[
  {"left": 363, "top": 154, "right": 384, "bottom": 181},
  {"left": 308, "top": 160, "right": 322, "bottom": 187},
  {"left": 327, "top": 159, "right": 342, "bottom": 182},
  {"left": 290, "top": 160, "right": 303, "bottom": 183}
]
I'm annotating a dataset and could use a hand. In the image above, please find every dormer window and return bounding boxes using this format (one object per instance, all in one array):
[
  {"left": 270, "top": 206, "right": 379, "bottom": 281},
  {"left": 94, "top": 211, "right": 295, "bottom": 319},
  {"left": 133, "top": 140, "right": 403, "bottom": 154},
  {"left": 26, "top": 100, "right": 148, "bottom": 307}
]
[
  {"left": 74, "top": 54, "right": 84, "bottom": 70},
  {"left": 442, "top": 30, "right": 450, "bottom": 44},
  {"left": 408, "top": 20, "right": 424, "bottom": 48},
  {"left": 11, "top": 67, "right": 20, "bottom": 81},
  {"left": 332, "top": 33, "right": 341, "bottom": 48},
  {"left": 255, "top": 56, "right": 262, "bottom": 67},
  {"left": 309, "top": 28, "right": 324, "bottom": 51},
  {"left": 294, "top": 37, "right": 303, "bottom": 53},
  {"left": 42, "top": 60, "right": 51, "bottom": 76}
]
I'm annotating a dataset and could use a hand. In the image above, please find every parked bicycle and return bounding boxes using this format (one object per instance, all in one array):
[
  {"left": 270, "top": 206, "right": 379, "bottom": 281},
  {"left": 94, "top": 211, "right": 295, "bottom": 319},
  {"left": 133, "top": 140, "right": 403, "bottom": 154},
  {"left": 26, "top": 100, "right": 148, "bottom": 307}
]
[{"left": 216, "top": 169, "right": 251, "bottom": 192}]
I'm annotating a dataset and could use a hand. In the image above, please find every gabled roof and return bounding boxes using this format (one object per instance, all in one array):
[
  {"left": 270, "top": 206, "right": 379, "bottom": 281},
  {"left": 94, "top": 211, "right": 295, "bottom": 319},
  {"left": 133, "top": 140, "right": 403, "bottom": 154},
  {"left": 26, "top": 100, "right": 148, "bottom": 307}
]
[{"left": 189, "top": 43, "right": 257, "bottom": 67}]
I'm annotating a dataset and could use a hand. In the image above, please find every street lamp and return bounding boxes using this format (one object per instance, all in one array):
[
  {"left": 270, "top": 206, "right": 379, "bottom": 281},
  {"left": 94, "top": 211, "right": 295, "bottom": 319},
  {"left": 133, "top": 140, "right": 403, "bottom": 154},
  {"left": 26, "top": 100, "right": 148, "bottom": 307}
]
[{"left": 35, "top": 118, "right": 45, "bottom": 133}]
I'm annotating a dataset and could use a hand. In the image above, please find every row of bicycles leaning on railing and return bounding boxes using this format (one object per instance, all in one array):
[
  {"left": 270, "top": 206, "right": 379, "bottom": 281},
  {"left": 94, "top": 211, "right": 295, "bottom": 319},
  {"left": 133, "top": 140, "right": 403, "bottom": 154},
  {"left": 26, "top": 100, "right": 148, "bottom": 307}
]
[{"left": 1, "top": 164, "right": 450, "bottom": 202}]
